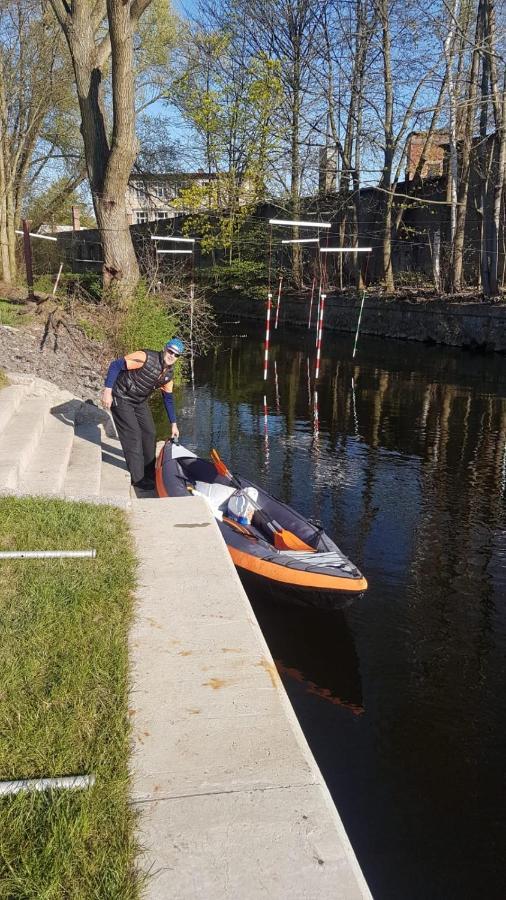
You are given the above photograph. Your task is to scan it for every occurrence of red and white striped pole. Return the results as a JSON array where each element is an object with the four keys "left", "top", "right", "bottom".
[
  {"left": 315, "top": 284, "right": 322, "bottom": 347},
  {"left": 313, "top": 389, "right": 319, "bottom": 439},
  {"left": 315, "top": 293, "right": 326, "bottom": 381},
  {"left": 263, "top": 394, "right": 270, "bottom": 466},
  {"left": 274, "top": 360, "right": 280, "bottom": 414},
  {"left": 274, "top": 276, "right": 283, "bottom": 329},
  {"left": 264, "top": 292, "right": 272, "bottom": 381},
  {"left": 307, "top": 277, "right": 316, "bottom": 329}
]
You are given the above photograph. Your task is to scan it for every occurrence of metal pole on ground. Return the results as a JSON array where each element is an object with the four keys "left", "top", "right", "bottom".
[
  {"left": 0, "top": 550, "right": 97, "bottom": 559},
  {"left": 0, "top": 774, "right": 95, "bottom": 796}
]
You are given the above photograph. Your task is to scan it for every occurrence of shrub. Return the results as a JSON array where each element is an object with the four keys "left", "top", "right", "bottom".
[
  {"left": 201, "top": 259, "right": 267, "bottom": 299},
  {"left": 116, "top": 283, "right": 178, "bottom": 354}
]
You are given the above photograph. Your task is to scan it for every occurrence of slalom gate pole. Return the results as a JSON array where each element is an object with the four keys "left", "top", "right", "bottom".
[
  {"left": 308, "top": 277, "right": 316, "bottom": 328},
  {"left": 52, "top": 262, "right": 63, "bottom": 296},
  {"left": 190, "top": 282, "right": 195, "bottom": 390},
  {"left": 313, "top": 389, "right": 319, "bottom": 438},
  {"left": 263, "top": 394, "right": 270, "bottom": 466},
  {"left": 274, "top": 276, "right": 283, "bottom": 329},
  {"left": 315, "top": 285, "right": 322, "bottom": 347},
  {"left": 263, "top": 292, "right": 272, "bottom": 380},
  {"left": 315, "top": 293, "right": 326, "bottom": 380},
  {"left": 352, "top": 290, "right": 366, "bottom": 359},
  {"left": 274, "top": 360, "right": 280, "bottom": 414}
]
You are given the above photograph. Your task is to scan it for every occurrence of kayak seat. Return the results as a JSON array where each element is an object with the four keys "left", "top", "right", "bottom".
[
  {"left": 195, "top": 481, "right": 236, "bottom": 512},
  {"left": 250, "top": 509, "right": 277, "bottom": 544}
]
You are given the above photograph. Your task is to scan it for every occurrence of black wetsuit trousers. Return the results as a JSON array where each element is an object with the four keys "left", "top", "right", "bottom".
[{"left": 111, "top": 396, "right": 156, "bottom": 484}]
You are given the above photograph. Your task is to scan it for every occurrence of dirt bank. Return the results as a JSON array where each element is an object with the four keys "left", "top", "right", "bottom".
[{"left": 0, "top": 302, "right": 105, "bottom": 400}]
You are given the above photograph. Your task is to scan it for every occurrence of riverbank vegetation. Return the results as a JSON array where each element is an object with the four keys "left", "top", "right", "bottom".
[
  {"left": 1, "top": 0, "right": 505, "bottom": 301},
  {"left": 0, "top": 497, "right": 141, "bottom": 898}
]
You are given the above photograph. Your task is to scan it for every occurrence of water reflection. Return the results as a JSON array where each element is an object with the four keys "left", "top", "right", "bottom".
[
  {"left": 153, "top": 324, "right": 506, "bottom": 899},
  {"left": 250, "top": 582, "right": 363, "bottom": 715}
]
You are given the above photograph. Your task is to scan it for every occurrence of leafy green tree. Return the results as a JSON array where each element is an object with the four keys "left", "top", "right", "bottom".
[
  {"left": 171, "top": 22, "right": 281, "bottom": 261},
  {"left": 26, "top": 180, "right": 95, "bottom": 230}
]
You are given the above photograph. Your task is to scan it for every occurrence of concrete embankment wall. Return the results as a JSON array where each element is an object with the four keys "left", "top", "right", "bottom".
[{"left": 216, "top": 293, "right": 506, "bottom": 353}]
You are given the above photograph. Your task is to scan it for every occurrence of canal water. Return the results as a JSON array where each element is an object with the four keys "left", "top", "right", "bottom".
[{"left": 157, "top": 323, "right": 506, "bottom": 899}]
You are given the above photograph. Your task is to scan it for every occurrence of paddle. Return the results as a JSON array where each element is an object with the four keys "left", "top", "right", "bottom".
[
  {"left": 210, "top": 448, "right": 315, "bottom": 553},
  {"left": 187, "top": 485, "right": 258, "bottom": 539}
]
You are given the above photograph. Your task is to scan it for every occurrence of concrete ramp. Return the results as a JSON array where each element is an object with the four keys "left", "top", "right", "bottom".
[{"left": 130, "top": 497, "right": 372, "bottom": 899}]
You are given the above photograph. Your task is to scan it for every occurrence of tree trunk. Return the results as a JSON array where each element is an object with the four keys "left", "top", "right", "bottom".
[
  {"left": 290, "top": 79, "right": 302, "bottom": 287},
  {"left": 443, "top": 0, "right": 460, "bottom": 254},
  {"left": 48, "top": 0, "right": 145, "bottom": 297},
  {"left": 0, "top": 63, "right": 11, "bottom": 283},
  {"left": 382, "top": 195, "right": 394, "bottom": 292},
  {"left": 0, "top": 150, "right": 10, "bottom": 283},
  {"left": 378, "top": 0, "right": 395, "bottom": 292},
  {"left": 491, "top": 82, "right": 506, "bottom": 295},
  {"left": 452, "top": 0, "right": 483, "bottom": 291}
]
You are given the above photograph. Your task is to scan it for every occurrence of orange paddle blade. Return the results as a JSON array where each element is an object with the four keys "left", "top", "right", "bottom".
[
  {"left": 273, "top": 530, "right": 315, "bottom": 553},
  {"left": 210, "top": 448, "right": 231, "bottom": 479}
]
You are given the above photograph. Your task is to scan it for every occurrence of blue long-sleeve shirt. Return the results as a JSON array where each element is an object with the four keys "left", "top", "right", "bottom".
[{"left": 104, "top": 355, "right": 176, "bottom": 423}]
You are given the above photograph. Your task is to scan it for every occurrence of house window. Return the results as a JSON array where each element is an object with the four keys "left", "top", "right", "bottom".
[
  {"left": 135, "top": 210, "right": 148, "bottom": 224},
  {"left": 153, "top": 182, "right": 169, "bottom": 199},
  {"left": 131, "top": 181, "right": 145, "bottom": 201},
  {"left": 154, "top": 210, "right": 170, "bottom": 220}
]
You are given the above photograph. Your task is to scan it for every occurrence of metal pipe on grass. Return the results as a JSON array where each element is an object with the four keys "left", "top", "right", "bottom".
[
  {"left": 0, "top": 774, "right": 95, "bottom": 796},
  {"left": 0, "top": 550, "right": 97, "bottom": 559}
]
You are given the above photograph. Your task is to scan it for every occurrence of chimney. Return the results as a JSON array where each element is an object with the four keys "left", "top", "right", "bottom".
[
  {"left": 319, "top": 146, "right": 337, "bottom": 194},
  {"left": 72, "top": 205, "right": 81, "bottom": 231}
]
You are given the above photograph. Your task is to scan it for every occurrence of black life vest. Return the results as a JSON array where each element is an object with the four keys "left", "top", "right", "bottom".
[{"left": 113, "top": 349, "right": 174, "bottom": 404}]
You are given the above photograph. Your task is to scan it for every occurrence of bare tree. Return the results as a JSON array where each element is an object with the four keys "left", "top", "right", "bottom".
[
  {"left": 46, "top": 0, "right": 157, "bottom": 296},
  {"left": 477, "top": 0, "right": 505, "bottom": 296},
  {"left": 451, "top": 0, "right": 483, "bottom": 291},
  {"left": 236, "top": 0, "right": 321, "bottom": 286},
  {"left": 0, "top": 0, "right": 75, "bottom": 283},
  {"left": 321, "top": 0, "right": 374, "bottom": 288}
]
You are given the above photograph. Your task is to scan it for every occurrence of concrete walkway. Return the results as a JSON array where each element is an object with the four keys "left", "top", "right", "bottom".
[
  {"left": 130, "top": 498, "right": 372, "bottom": 899},
  {"left": 0, "top": 371, "right": 372, "bottom": 898}
]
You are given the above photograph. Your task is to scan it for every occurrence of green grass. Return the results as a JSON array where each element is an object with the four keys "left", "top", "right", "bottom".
[
  {"left": 0, "top": 369, "right": 8, "bottom": 391},
  {"left": 0, "top": 300, "right": 32, "bottom": 327},
  {"left": 0, "top": 497, "right": 141, "bottom": 899}
]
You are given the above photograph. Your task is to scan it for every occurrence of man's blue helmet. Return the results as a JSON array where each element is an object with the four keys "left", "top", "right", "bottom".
[{"left": 164, "top": 337, "right": 185, "bottom": 356}]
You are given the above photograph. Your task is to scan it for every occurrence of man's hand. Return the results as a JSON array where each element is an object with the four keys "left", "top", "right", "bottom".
[
  {"left": 102, "top": 387, "right": 113, "bottom": 410},
  {"left": 171, "top": 422, "right": 180, "bottom": 440}
]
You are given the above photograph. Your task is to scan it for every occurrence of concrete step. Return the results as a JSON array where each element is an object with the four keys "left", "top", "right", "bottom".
[
  {"left": 17, "top": 411, "right": 76, "bottom": 496},
  {"left": 99, "top": 430, "right": 132, "bottom": 505},
  {"left": 63, "top": 422, "right": 102, "bottom": 499},
  {"left": 0, "top": 396, "right": 51, "bottom": 490},
  {"left": 0, "top": 384, "right": 30, "bottom": 434}
]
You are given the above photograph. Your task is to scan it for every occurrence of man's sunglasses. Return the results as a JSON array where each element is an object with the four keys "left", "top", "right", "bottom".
[{"left": 165, "top": 349, "right": 181, "bottom": 358}]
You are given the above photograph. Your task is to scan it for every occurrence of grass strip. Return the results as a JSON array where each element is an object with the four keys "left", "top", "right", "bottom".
[
  {"left": 0, "top": 497, "right": 141, "bottom": 899},
  {"left": 0, "top": 300, "right": 31, "bottom": 327}
]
